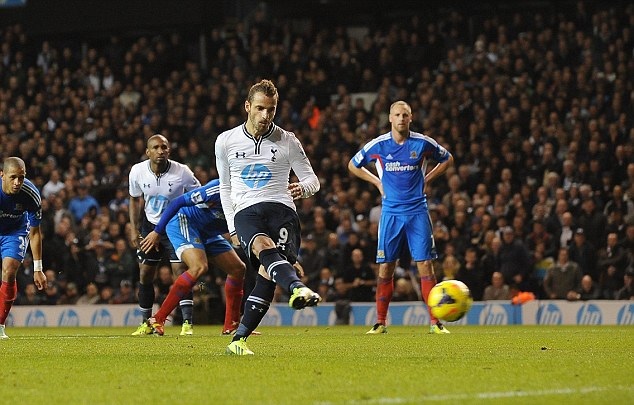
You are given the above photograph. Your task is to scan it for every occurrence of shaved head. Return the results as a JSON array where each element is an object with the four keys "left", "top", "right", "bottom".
[
  {"left": 3, "top": 156, "right": 25, "bottom": 171},
  {"left": 147, "top": 134, "right": 168, "bottom": 148}
]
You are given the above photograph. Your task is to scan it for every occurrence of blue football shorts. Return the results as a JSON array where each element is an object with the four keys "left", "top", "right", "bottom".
[
  {"left": 376, "top": 210, "right": 437, "bottom": 263},
  {"left": 165, "top": 213, "right": 233, "bottom": 261},
  {"left": 0, "top": 233, "right": 30, "bottom": 262}
]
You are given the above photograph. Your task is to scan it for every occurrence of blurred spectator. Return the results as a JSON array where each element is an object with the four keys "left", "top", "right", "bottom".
[
  {"left": 43, "top": 270, "right": 61, "bottom": 305},
  {"left": 543, "top": 247, "right": 583, "bottom": 300},
  {"left": 483, "top": 271, "right": 511, "bottom": 301},
  {"left": 58, "top": 282, "right": 80, "bottom": 305},
  {"left": 109, "top": 237, "right": 138, "bottom": 288},
  {"left": 615, "top": 269, "right": 634, "bottom": 300},
  {"left": 439, "top": 254, "right": 461, "bottom": 281},
  {"left": 392, "top": 278, "right": 417, "bottom": 302},
  {"left": 455, "top": 247, "right": 486, "bottom": 301},
  {"left": 334, "top": 248, "right": 376, "bottom": 302},
  {"left": 82, "top": 239, "right": 116, "bottom": 289},
  {"left": 568, "top": 228, "right": 598, "bottom": 279},
  {"left": 67, "top": 183, "right": 100, "bottom": 224},
  {"left": 297, "top": 234, "right": 325, "bottom": 291},
  {"left": 41, "top": 169, "right": 66, "bottom": 199},
  {"left": 107, "top": 187, "right": 130, "bottom": 213},
  {"left": 16, "top": 284, "right": 44, "bottom": 306},
  {"left": 579, "top": 275, "right": 601, "bottom": 301},
  {"left": 112, "top": 280, "right": 136, "bottom": 304},
  {"left": 155, "top": 264, "right": 174, "bottom": 305},
  {"left": 499, "top": 226, "right": 532, "bottom": 291},
  {"left": 597, "top": 232, "right": 629, "bottom": 298},
  {"left": 577, "top": 198, "right": 607, "bottom": 250},
  {"left": 318, "top": 268, "right": 337, "bottom": 303},
  {"left": 76, "top": 282, "right": 101, "bottom": 305},
  {"left": 97, "top": 286, "right": 115, "bottom": 304}
]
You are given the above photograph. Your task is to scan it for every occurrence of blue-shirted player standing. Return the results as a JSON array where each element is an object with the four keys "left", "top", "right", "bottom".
[
  {"left": 139, "top": 179, "right": 246, "bottom": 335},
  {"left": 0, "top": 157, "right": 47, "bottom": 339},
  {"left": 349, "top": 100, "right": 454, "bottom": 334}
]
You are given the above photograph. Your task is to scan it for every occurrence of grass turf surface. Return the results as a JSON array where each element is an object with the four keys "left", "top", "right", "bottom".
[{"left": 1, "top": 325, "right": 632, "bottom": 405}]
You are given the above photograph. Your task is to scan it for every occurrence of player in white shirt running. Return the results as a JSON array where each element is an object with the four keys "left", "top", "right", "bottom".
[
  {"left": 217, "top": 79, "right": 321, "bottom": 355},
  {"left": 128, "top": 134, "right": 201, "bottom": 336}
]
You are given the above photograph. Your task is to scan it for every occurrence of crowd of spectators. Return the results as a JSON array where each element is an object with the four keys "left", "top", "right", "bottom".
[{"left": 5, "top": 0, "right": 634, "bottom": 316}]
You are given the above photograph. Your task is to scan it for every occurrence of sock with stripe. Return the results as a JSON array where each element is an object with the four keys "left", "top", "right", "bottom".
[
  {"left": 258, "top": 248, "right": 303, "bottom": 293},
  {"left": 232, "top": 274, "right": 275, "bottom": 341},
  {"left": 137, "top": 282, "right": 155, "bottom": 321}
]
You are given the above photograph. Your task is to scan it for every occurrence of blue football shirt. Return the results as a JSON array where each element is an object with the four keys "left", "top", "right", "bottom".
[
  {"left": 351, "top": 131, "right": 451, "bottom": 214},
  {"left": 154, "top": 179, "right": 228, "bottom": 237},
  {"left": 0, "top": 177, "right": 42, "bottom": 235}
]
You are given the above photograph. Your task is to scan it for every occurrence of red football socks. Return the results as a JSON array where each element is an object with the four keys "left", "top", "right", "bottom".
[
  {"left": 224, "top": 276, "right": 244, "bottom": 328},
  {"left": 421, "top": 275, "right": 438, "bottom": 323},
  {"left": 0, "top": 281, "right": 17, "bottom": 325},
  {"left": 375, "top": 276, "right": 394, "bottom": 325},
  {"left": 154, "top": 272, "right": 196, "bottom": 324}
]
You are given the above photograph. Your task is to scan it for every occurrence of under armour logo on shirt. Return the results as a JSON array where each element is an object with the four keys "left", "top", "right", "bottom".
[{"left": 236, "top": 152, "right": 246, "bottom": 158}]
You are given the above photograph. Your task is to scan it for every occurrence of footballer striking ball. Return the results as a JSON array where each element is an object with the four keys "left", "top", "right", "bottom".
[{"left": 427, "top": 280, "right": 473, "bottom": 322}]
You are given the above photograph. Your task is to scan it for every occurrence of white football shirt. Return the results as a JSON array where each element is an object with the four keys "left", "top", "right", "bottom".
[
  {"left": 215, "top": 123, "right": 320, "bottom": 234},
  {"left": 128, "top": 159, "right": 201, "bottom": 225}
]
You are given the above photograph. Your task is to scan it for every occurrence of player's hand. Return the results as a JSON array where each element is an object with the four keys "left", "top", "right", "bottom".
[
  {"left": 33, "top": 271, "right": 47, "bottom": 291},
  {"left": 140, "top": 231, "right": 160, "bottom": 254},
  {"left": 230, "top": 234, "right": 240, "bottom": 248},
  {"left": 288, "top": 183, "right": 303, "bottom": 200}
]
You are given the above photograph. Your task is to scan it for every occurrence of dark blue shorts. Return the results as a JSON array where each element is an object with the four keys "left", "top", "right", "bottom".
[
  {"left": 234, "top": 202, "right": 300, "bottom": 267},
  {"left": 137, "top": 215, "right": 179, "bottom": 264}
]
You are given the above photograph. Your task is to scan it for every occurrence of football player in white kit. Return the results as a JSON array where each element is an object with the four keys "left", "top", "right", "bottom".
[
  {"left": 128, "top": 134, "right": 201, "bottom": 336},
  {"left": 217, "top": 79, "right": 321, "bottom": 355}
]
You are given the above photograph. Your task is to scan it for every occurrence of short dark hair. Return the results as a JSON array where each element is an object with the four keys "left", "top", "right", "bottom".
[{"left": 247, "top": 79, "right": 278, "bottom": 103}]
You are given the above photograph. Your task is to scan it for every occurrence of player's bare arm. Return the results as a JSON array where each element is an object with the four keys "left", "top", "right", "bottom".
[
  {"left": 348, "top": 161, "right": 384, "bottom": 195},
  {"left": 424, "top": 154, "right": 454, "bottom": 193},
  {"left": 128, "top": 195, "right": 144, "bottom": 248},
  {"left": 29, "top": 225, "right": 47, "bottom": 290}
]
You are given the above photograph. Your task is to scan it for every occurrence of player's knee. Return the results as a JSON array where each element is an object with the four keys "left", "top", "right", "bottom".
[
  {"left": 188, "top": 263, "right": 208, "bottom": 279},
  {"left": 252, "top": 236, "right": 276, "bottom": 257},
  {"left": 228, "top": 261, "right": 246, "bottom": 279}
]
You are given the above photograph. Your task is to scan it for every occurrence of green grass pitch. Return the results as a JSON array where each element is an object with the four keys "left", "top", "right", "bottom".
[{"left": 1, "top": 325, "right": 633, "bottom": 405}]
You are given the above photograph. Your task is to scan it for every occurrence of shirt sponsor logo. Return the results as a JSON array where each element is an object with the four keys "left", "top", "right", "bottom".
[
  {"left": 384, "top": 161, "right": 418, "bottom": 172},
  {"left": 241, "top": 164, "right": 272, "bottom": 188}
]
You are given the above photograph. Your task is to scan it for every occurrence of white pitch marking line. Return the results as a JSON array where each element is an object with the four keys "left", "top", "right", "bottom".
[{"left": 315, "top": 385, "right": 634, "bottom": 404}]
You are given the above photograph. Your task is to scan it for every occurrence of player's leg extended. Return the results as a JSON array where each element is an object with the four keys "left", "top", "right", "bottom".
[
  {"left": 209, "top": 247, "right": 246, "bottom": 333},
  {"left": 0, "top": 256, "right": 21, "bottom": 338}
]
